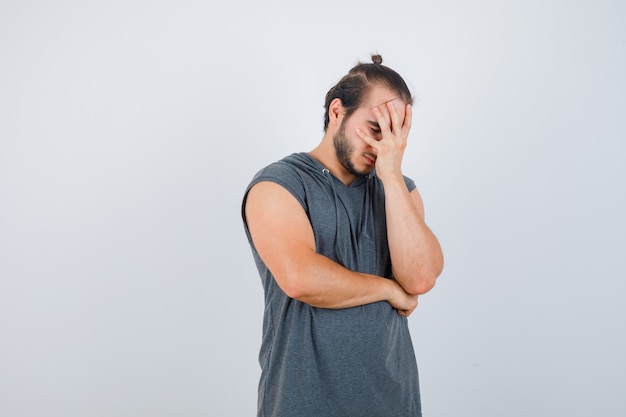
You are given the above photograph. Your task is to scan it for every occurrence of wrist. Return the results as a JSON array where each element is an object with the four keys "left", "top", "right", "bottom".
[
  {"left": 383, "top": 278, "right": 402, "bottom": 303},
  {"left": 378, "top": 172, "right": 406, "bottom": 191}
]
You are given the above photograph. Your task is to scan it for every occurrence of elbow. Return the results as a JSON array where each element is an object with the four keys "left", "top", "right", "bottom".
[
  {"left": 277, "top": 275, "right": 303, "bottom": 300},
  {"left": 403, "top": 262, "right": 444, "bottom": 296},
  {"left": 270, "top": 254, "right": 324, "bottom": 302},
  {"left": 404, "top": 277, "right": 437, "bottom": 296},
  {"left": 281, "top": 282, "right": 308, "bottom": 300},
  {"left": 273, "top": 268, "right": 312, "bottom": 301},
  {"left": 399, "top": 246, "right": 445, "bottom": 295}
]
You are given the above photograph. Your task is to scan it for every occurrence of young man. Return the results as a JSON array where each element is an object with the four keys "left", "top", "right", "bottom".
[{"left": 242, "top": 55, "right": 444, "bottom": 417}]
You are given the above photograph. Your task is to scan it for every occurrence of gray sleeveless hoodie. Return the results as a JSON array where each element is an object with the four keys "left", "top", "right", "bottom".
[{"left": 242, "top": 152, "right": 421, "bottom": 417}]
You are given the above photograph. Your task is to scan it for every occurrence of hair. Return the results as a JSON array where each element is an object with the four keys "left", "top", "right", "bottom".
[{"left": 323, "top": 54, "right": 413, "bottom": 131}]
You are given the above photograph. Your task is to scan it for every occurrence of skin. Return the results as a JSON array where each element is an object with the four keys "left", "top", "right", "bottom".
[{"left": 245, "top": 85, "right": 444, "bottom": 316}]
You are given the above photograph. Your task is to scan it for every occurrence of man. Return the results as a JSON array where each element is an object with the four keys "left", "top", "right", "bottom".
[{"left": 242, "top": 54, "right": 444, "bottom": 417}]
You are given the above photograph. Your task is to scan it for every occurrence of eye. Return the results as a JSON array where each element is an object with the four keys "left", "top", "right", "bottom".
[{"left": 366, "top": 121, "right": 382, "bottom": 136}]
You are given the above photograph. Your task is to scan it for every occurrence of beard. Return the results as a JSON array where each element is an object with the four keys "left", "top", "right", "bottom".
[{"left": 333, "top": 121, "right": 373, "bottom": 177}]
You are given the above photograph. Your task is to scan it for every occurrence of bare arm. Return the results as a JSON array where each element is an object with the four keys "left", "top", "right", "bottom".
[
  {"left": 244, "top": 181, "right": 418, "bottom": 315},
  {"left": 357, "top": 102, "right": 444, "bottom": 295},
  {"left": 384, "top": 180, "right": 444, "bottom": 295}
]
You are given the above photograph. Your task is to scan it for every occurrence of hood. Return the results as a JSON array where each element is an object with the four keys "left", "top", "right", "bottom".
[{"left": 282, "top": 153, "right": 379, "bottom": 272}]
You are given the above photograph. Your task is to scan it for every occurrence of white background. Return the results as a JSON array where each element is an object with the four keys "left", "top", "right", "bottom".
[{"left": 1, "top": 1, "right": 625, "bottom": 416}]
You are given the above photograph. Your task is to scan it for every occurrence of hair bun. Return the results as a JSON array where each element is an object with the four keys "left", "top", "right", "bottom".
[{"left": 371, "top": 54, "right": 383, "bottom": 65}]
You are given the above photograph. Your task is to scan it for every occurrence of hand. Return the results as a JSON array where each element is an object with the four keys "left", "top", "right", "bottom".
[
  {"left": 356, "top": 101, "right": 412, "bottom": 182},
  {"left": 387, "top": 279, "right": 419, "bottom": 317}
]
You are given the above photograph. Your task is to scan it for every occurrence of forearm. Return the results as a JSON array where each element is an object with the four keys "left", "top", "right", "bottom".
[
  {"left": 276, "top": 251, "right": 397, "bottom": 309},
  {"left": 245, "top": 181, "right": 416, "bottom": 312},
  {"left": 384, "top": 177, "right": 444, "bottom": 295}
]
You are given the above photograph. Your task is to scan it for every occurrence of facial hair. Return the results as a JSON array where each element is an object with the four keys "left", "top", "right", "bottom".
[{"left": 333, "top": 121, "right": 372, "bottom": 178}]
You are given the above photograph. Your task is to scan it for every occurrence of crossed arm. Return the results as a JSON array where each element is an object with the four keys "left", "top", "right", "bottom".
[{"left": 244, "top": 180, "right": 441, "bottom": 316}]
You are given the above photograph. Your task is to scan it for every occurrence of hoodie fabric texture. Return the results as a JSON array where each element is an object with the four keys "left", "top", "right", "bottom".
[{"left": 242, "top": 153, "right": 422, "bottom": 417}]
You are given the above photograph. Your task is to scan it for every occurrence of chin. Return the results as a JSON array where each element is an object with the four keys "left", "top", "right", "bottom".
[
  {"left": 353, "top": 166, "right": 374, "bottom": 177},
  {"left": 358, "top": 161, "right": 375, "bottom": 174}
]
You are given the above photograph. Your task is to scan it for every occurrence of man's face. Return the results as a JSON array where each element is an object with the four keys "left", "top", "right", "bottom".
[{"left": 332, "top": 86, "right": 407, "bottom": 178}]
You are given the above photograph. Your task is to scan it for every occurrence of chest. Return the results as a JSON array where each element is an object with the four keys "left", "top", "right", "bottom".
[{"left": 303, "top": 179, "right": 390, "bottom": 274}]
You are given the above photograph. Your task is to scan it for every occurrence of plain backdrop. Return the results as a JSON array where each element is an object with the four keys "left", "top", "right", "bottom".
[{"left": 1, "top": 1, "right": 625, "bottom": 416}]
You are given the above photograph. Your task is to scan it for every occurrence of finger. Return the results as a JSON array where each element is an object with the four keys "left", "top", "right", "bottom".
[
  {"left": 372, "top": 106, "right": 391, "bottom": 135},
  {"left": 401, "top": 103, "right": 412, "bottom": 137},
  {"left": 387, "top": 101, "right": 402, "bottom": 134},
  {"left": 355, "top": 128, "right": 379, "bottom": 150}
]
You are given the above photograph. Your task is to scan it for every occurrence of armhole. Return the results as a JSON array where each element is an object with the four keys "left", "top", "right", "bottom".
[{"left": 242, "top": 176, "right": 308, "bottom": 233}]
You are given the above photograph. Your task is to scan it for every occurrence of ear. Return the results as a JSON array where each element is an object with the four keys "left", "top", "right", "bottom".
[{"left": 328, "top": 98, "right": 345, "bottom": 127}]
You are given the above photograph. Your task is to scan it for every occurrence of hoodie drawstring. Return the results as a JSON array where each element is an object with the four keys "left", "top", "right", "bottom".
[{"left": 321, "top": 168, "right": 377, "bottom": 273}]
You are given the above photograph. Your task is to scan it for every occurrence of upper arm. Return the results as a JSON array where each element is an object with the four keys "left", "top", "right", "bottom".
[{"left": 244, "top": 181, "right": 316, "bottom": 295}]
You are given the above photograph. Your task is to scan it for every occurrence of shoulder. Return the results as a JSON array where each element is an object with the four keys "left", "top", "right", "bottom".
[
  {"left": 243, "top": 154, "right": 313, "bottom": 219},
  {"left": 248, "top": 153, "right": 313, "bottom": 188}
]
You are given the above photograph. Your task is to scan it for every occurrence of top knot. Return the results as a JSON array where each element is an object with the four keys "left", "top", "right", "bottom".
[{"left": 371, "top": 54, "right": 383, "bottom": 65}]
